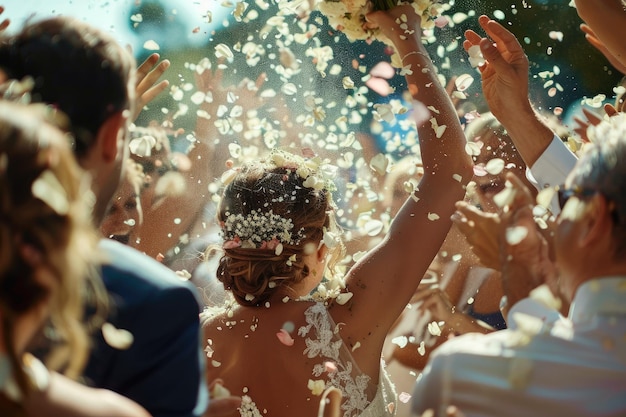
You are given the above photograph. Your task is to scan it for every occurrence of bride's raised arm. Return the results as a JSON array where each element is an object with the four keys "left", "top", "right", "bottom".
[{"left": 332, "top": 4, "right": 473, "bottom": 357}]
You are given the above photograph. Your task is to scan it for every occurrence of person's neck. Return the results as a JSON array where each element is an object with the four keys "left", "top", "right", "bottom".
[
  {"left": 77, "top": 156, "right": 108, "bottom": 228},
  {"left": 567, "top": 263, "right": 626, "bottom": 301}
]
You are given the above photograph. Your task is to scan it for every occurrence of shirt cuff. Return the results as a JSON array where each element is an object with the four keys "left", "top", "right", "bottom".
[{"left": 525, "top": 135, "right": 578, "bottom": 213}]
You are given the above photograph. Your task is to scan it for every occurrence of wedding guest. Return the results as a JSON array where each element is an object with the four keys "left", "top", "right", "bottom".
[
  {"left": 0, "top": 101, "right": 149, "bottom": 417},
  {"left": 413, "top": 112, "right": 626, "bottom": 415},
  {"left": 463, "top": 15, "right": 578, "bottom": 209},
  {"left": 575, "top": 0, "right": 626, "bottom": 74},
  {"left": 100, "top": 159, "right": 145, "bottom": 245},
  {"left": 201, "top": 5, "right": 472, "bottom": 416},
  {"left": 0, "top": 16, "right": 211, "bottom": 417}
]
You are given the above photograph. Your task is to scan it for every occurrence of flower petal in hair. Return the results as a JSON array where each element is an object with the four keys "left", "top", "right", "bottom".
[{"left": 31, "top": 170, "right": 70, "bottom": 215}]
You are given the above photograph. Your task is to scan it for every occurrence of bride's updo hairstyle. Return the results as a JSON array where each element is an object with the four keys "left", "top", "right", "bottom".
[{"left": 216, "top": 150, "right": 344, "bottom": 306}]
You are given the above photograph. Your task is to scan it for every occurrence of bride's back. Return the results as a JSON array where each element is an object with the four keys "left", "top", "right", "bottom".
[{"left": 204, "top": 300, "right": 378, "bottom": 417}]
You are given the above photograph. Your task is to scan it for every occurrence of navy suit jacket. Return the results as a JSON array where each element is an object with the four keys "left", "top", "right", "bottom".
[{"left": 85, "top": 239, "right": 208, "bottom": 417}]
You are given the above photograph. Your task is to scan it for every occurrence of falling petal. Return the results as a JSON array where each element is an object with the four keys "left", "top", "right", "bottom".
[
  {"left": 335, "top": 292, "right": 353, "bottom": 305},
  {"left": 391, "top": 335, "right": 408, "bottom": 349},
  {"left": 485, "top": 158, "right": 505, "bottom": 175},
  {"left": 455, "top": 74, "right": 474, "bottom": 92},
  {"left": 369, "top": 153, "right": 388, "bottom": 176},
  {"left": 505, "top": 226, "right": 529, "bottom": 245},
  {"left": 102, "top": 322, "right": 134, "bottom": 350},
  {"left": 129, "top": 135, "right": 157, "bottom": 157},
  {"left": 342, "top": 76, "right": 355, "bottom": 89},
  {"left": 363, "top": 219, "right": 384, "bottom": 236},
  {"left": 366, "top": 77, "right": 392, "bottom": 96},
  {"left": 493, "top": 182, "right": 516, "bottom": 208},
  {"left": 427, "top": 321, "right": 442, "bottom": 336},
  {"left": 210, "top": 382, "right": 232, "bottom": 399},
  {"left": 32, "top": 170, "right": 69, "bottom": 215},
  {"left": 308, "top": 379, "right": 326, "bottom": 396},
  {"left": 536, "top": 187, "right": 556, "bottom": 209},
  {"left": 276, "top": 329, "right": 295, "bottom": 346},
  {"left": 143, "top": 40, "right": 160, "bottom": 50},
  {"left": 370, "top": 61, "right": 396, "bottom": 79}
]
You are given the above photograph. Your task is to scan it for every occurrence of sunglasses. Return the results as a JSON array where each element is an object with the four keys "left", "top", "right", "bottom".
[
  {"left": 557, "top": 185, "right": 596, "bottom": 210},
  {"left": 557, "top": 185, "right": 622, "bottom": 225}
]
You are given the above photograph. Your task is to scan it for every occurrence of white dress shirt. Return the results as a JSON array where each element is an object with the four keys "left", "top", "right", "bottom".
[
  {"left": 525, "top": 135, "right": 579, "bottom": 214},
  {"left": 411, "top": 277, "right": 626, "bottom": 417}
]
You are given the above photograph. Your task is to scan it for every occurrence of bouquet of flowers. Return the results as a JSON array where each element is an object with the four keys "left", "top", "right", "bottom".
[{"left": 317, "top": 0, "right": 446, "bottom": 66}]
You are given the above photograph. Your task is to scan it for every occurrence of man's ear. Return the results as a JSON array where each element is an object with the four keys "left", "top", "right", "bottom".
[
  {"left": 98, "top": 111, "right": 127, "bottom": 163},
  {"left": 579, "top": 194, "right": 612, "bottom": 248}
]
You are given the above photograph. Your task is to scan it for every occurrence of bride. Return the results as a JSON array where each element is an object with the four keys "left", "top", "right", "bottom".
[{"left": 202, "top": 4, "right": 473, "bottom": 416}]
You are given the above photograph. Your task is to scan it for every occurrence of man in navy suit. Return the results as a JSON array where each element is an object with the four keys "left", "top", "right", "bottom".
[{"left": 0, "top": 16, "right": 209, "bottom": 417}]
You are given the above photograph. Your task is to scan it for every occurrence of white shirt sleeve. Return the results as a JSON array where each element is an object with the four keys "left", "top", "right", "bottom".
[
  {"left": 525, "top": 135, "right": 578, "bottom": 214},
  {"left": 506, "top": 297, "right": 563, "bottom": 329}
]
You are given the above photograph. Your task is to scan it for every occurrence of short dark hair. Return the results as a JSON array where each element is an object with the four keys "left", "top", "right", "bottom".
[{"left": 0, "top": 16, "right": 135, "bottom": 158}]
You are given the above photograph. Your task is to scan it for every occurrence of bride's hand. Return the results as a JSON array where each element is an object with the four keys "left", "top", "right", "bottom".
[{"left": 365, "top": 4, "right": 423, "bottom": 52}]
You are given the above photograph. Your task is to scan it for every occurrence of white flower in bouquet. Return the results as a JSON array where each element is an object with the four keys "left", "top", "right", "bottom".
[{"left": 316, "top": 0, "right": 446, "bottom": 67}]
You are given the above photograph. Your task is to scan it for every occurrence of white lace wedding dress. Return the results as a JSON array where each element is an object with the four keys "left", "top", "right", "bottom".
[{"left": 237, "top": 302, "right": 397, "bottom": 417}]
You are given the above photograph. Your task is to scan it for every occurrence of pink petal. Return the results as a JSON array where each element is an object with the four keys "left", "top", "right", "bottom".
[
  {"left": 224, "top": 240, "right": 242, "bottom": 249},
  {"left": 370, "top": 61, "right": 395, "bottom": 79},
  {"left": 435, "top": 16, "right": 449, "bottom": 28},
  {"left": 366, "top": 77, "right": 392, "bottom": 97},
  {"left": 411, "top": 100, "right": 431, "bottom": 127},
  {"left": 276, "top": 329, "right": 294, "bottom": 346}
]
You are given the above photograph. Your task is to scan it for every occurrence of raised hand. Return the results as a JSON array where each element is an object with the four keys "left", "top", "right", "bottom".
[
  {"left": 496, "top": 173, "right": 557, "bottom": 309},
  {"left": 580, "top": 23, "right": 626, "bottom": 75},
  {"left": 464, "top": 15, "right": 556, "bottom": 167},
  {"left": 463, "top": 15, "right": 530, "bottom": 123},
  {"left": 0, "top": 6, "right": 10, "bottom": 33},
  {"left": 133, "top": 53, "right": 170, "bottom": 121}
]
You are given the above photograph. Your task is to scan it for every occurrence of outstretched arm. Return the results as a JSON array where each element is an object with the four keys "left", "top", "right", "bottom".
[
  {"left": 25, "top": 373, "right": 150, "bottom": 417},
  {"left": 333, "top": 4, "right": 473, "bottom": 367}
]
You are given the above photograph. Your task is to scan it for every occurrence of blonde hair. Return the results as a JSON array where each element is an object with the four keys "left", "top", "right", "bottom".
[{"left": 0, "top": 102, "right": 101, "bottom": 399}]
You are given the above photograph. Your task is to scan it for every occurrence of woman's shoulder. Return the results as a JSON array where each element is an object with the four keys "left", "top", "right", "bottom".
[{"left": 201, "top": 298, "right": 321, "bottom": 331}]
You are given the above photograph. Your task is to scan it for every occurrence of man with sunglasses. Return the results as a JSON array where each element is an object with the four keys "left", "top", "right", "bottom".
[{"left": 410, "top": 15, "right": 626, "bottom": 417}]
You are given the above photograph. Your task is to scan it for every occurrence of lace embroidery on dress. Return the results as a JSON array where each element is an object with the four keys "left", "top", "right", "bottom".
[
  {"left": 298, "top": 302, "right": 375, "bottom": 417},
  {"left": 204, "top": 299, "right": 395, "bottom": 417}
]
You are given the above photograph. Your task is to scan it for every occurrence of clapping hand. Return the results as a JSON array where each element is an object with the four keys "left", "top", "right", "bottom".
[
  {"left": 454, "top": 173, "right": 557, "bottom": 308},
  {"left": 452, "top": 202, "right": 501, "bottom": 270}
]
